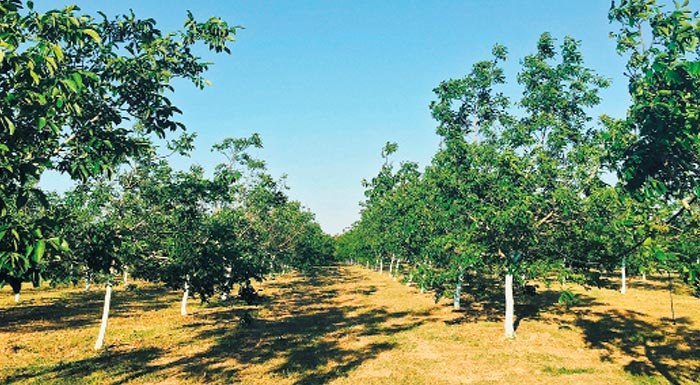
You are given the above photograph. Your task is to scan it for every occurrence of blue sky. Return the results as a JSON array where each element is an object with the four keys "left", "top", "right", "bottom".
[{"left": 40, "top": 0, "right": 637, "bottom": 234}]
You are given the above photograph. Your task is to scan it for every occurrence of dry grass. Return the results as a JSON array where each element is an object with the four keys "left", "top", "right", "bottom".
[{"left": 0, "top": 266, "right": 698, "bottom": 385}]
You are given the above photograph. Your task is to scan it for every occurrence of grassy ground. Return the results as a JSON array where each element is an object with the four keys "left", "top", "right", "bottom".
[{"left": 1, "top": 265, "right": 698, "bottom": 385}]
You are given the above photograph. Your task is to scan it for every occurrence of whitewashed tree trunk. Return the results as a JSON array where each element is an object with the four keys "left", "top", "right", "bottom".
[
  {"left": 14, "top": 293, "right": 20, "bottom": 303},
  {"left": 366, "top": 261, "right": 369, "bottom": 269},
  {"left": 389, "top": 255, "right": 395, "bottom": 275},
  {"left": 453, "top": 271, "right": 464, "bottom": 310},
  {"left": 94, "top": 282, "right": 113, "bottom": 350},
  {"left": 122, "top": 268, "right": 128, "bottom": 286},
  {"left": 379, "top": 259, "right": 383, "bottom": 273},
  {"left": 504, "top": 273, "right": 515, "bottom": 338},
  {"left": 221, "top": 265, "right": 232, "bottom": 301},
  {"left": 621, "top": 259, "right": 627, "bottom": 294},
  {"left": 181, "top": 281, "right": 189, "bottom": 316},
  {"left": 642, "top": 272, "right": 647, "bottom": 281}
]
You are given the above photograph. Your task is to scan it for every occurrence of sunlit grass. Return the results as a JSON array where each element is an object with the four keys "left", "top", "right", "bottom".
[{"left": 1, "top": 266, "right": 698, "bottom": 384}]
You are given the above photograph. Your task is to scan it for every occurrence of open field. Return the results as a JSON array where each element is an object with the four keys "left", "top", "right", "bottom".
[{"left": 1, "top": 265, "right": 698, "bottom": 385}]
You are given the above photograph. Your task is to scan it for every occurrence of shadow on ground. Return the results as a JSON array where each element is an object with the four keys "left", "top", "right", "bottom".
[
  {"left": 441, "top": 272, "right": 699, "bottom": 384},
  {"left": 443, "top": 273, "right": 600, "bottom": 330},
  {"left": 2, "top": 266, "right": 426, "bottom": 385},
  {"left": 2, "top": 347, "right": 167, "bottom": 385},
  {"left": 576, "top": 310, "right": 699, "bottom": 385},
  {"left": 182, "top": 266, "right": 426, "bottom": 385},
  {"left": 0, "top": 285, "right": 174, "bottom": 333}
]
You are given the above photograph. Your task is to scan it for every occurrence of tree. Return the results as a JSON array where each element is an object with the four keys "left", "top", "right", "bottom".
[
  {"left": 342, "top": 33, "right": 611, "bottom": 339},
  {"left": 0, "top": 0, "right": 240, "bottom": 290},
  {"left": 606, "top": 0, "right": 700, "bottom": 292}
]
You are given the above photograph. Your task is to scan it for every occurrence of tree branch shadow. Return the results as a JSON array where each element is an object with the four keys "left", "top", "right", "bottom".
[{"left": 574, "top": 310, "right": 699, "bottom": 385}]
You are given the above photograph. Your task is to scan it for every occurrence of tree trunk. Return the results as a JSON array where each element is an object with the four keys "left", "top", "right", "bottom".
[
  {"left": 181, "top": 281, "right": 189, "bottom": 316},
  {"left": 379, "top": 259, "right": 383, "bottom": 273},
  {"left": 561, "top": 257, "right": 567, "bottom": 285},
  {"left": 389, "top": 255, "right": 395, "bottom": 275},
  {"left": 642, "top": 272, "right": 647, "bottom": 281},
  {"left": 123, "top": 267, "right": 128, "bottom": 286},
  {"left": 221, "top": 265, "right": 232, "bottom": 301},
  {"left": 620, "top": 259, "right": 627, "bottom": 294},
  {"left": 94, "top": 282, "right": 113, "bottom": 350},
  {"left": 504, "top": 273, "right": 515, "bottom": 339},
  {"left": 453, "top": 271, "right": 464, "bottom": 310},
  {"left": 10, "top": 280, "right": 21, "bottom": 303},
  {"left": 85, "top": 272, "right": 92, "bottom": 291}
]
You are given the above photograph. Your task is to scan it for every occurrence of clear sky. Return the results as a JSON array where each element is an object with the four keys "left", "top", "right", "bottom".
[{"left": 39, "top": 0, "right": 639, "bottom": 234}]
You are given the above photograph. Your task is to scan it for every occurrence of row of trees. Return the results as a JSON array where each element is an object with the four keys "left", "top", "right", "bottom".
[
  {"left": 336, "top": 0, "right": 700, "bottom": 338},
  {"left": 0, "top": 0, "right": 333, "bottom": 349}
]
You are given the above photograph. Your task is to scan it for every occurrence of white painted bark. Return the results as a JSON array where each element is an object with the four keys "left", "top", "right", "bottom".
[
  {"left": 181, "top": 281, "right": 189, "bottom": 316},
  {"left": 379, "top": 259, "right": 383, "bottom": 273},
  {"left": 366, "top": 261, "right": 369, "bottom": 269},
  {"left": 221, "top": 265, "right": 232, "bottom": 301},
  {"left": 389, "top": 255, "right": 395, "bottom": 275},
  {"left": 453, "top": 272, "right": 464, "bottom": 310},
  {"left": 94, "top": 282, "right": 113, "bottom": 350},
  {"left": 14, "top": 293, "right": 20, "bottom": 303},
  {"left": 621, "top": 259, "right": 627, "bottom": 294},
  {"left": 122, "top": 268, "right": 128, "bottom": 286},
  {"left": 561, "top": 258, "right": 566, "bottom": 285},
  {"left": 504, "top": 273, "right": 515, "bottom": 338},
  {"left": 642, "top": 272, "right": 647, "bottom": 281}
]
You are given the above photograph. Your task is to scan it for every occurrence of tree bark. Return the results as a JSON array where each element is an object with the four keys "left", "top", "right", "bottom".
[
  {"left": 221, "top": 265, "right": 232, "bottom": 301},
  {"left": 14, "top": 293, "right": 20, "bottom": 303},
  {"left": 122, "top": 267, "right": 128, "bottom": 286},
  {"left": 453, "top": 271, "right": 464, "bottom": 310},
  {"left": 379, "top": 258, "right": 383, "bottom": 273},
  {"left": 504, "top": 273, "right": 515, "bottom": 338},
  {"left": 181, "top": 280, "right": 189, "bottom": 316},
  {"left": 94, "top": 282, "right": 113, "bottom": 350},
  {"left": 621, "top": 258, "right": 627, "bottom": 294}
]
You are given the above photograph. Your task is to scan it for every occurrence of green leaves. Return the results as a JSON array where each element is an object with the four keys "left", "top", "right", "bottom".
[
  {"left": 609, "top": 0, "right": 700, "bottom": 196},
  {"left": 82, "top": 28, "right": 101, "bottom": 43},
  {"left": 32, "top": 239, "right": 45, "bottom": 263},
  {"left": 0, "top": 1, "right": 244, "bottom": 287},
  {"left": 558, "top": 289, "right": 579, "bottom": 309}
]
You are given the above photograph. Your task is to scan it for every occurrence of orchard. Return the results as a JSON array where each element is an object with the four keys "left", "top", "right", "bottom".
[{"left": 1, "top": 1, "right": 699, "bottom": 384}]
